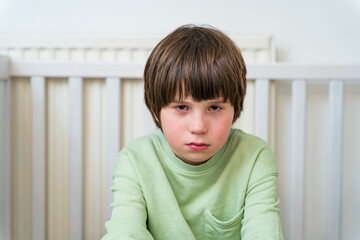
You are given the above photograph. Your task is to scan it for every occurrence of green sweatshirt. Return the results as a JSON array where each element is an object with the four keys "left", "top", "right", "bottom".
[{"left": 102, "top": 128, "right": 283, "bottom": 240}]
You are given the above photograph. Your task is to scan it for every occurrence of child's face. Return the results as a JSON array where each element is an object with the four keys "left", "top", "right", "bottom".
[{"left": 160, "top": 95, "right": 234, "bottom": 165}]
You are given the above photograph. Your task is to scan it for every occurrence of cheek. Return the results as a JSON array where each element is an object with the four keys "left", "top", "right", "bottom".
[
  {"left": 161, "top": 113, "right": 177, "bottom": 132},
  {"left": 215, "top": 124, "right": 231, "bottom": 139},
  {"left": 212, "top": 117, "right": 233, "bottom": 141},
  {"left": 162, "top": 125, "right": 184, "bottom": 152},
  {"left": 160, "top": 113, "right": 183, "bottom": 145}
]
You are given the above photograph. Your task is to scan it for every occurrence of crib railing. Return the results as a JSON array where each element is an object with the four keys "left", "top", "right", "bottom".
[
  {"left": 0, "top": 56, "right": 10, "bottom": 240},
  {"left": 0, "top": 33, "right": 275, "bottom": 63},
  {"left": 1, "top": 60, "right": 360, "bottom": 240}
]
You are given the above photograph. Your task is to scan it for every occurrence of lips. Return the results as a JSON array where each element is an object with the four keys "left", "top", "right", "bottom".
[{"left": 186, "top": 142, "right": 210, "bottom": 151}]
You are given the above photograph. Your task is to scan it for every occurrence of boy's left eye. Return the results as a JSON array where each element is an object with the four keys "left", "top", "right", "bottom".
[
  {"left": 209, "top": 105, "right": 222, "bottom": 111},
  {"left": 175, "top": 105, "right": 188, "bottom": 111}
]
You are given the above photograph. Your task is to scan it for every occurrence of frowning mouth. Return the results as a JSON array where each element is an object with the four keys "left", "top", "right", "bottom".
[{"left": 186, "top": 143, "right": 210, "bottom": 151}]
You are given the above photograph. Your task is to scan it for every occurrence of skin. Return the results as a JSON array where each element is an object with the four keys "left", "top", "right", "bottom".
[{"left": 159, "top": 95, "right": 235, "bottom": 165}]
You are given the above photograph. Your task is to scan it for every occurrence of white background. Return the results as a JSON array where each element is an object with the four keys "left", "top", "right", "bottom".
[{"left": 0, "top": 0, "right": 359, "bottom": 63}]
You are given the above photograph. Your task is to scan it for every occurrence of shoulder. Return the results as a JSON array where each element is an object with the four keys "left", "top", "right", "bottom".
[
  {"left": 120, "top": 129, "right": 165, "bottom": 155},
  {"left": 113, "top": 130, "right": 169, "bottom": 186},
  {"left": 229, "top": 128, "right": 270, "bottom": 152},
  {"left": 226, "top": 129, "right": 278, "bottom": 182},
  {"left": 115, "top": 130, "right": 164, "bottom": 169}
]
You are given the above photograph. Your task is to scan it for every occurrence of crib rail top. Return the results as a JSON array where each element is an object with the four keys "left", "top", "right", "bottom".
[{"left": 8, "top": 60, "right": 360, "bottom": 80}]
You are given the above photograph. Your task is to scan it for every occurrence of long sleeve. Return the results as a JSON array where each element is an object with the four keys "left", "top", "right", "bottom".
[
  {"left": 102, "top": 152, "right": 154, "bottom": 240},
  {"left": 240, "top": 148, "right": 284, "bottom": 240}
]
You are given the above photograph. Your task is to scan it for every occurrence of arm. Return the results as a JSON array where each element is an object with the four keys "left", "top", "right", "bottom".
[
  {"left": 102, "top": 152, "right": 154, "bottom": 240},
  {"left": 241, "top": 148, "right": 284, "bottom": 240}
]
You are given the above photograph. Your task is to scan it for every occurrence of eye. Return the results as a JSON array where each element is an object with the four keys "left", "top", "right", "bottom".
[
  {"left": 175, "top": 105, "right": 188, "bottom": 111},
  {"left": 209, "top": 105, "right": 222, "bottom": 111}
]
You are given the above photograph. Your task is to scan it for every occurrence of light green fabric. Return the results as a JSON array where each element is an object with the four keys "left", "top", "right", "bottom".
[{"left": 102, "top": 128, "right": 284, "bottom": 240}]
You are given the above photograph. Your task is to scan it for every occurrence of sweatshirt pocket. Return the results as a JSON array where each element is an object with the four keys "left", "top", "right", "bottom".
[{"left": 204, "top": 208, "right": 244, "bottom": 240}]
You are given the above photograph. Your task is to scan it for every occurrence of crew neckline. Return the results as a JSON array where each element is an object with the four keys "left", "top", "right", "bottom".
[{"left": 153, "top": 129, "right": 235, "bottom": 174}]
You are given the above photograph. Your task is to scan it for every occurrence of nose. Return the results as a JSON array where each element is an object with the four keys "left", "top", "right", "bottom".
[{"left": 188, "top": 112, "right": 208, "bottom": 134}]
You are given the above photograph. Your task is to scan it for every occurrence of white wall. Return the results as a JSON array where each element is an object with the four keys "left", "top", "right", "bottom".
[{"left": 0, "top": 0, "right": 359, "bottom": 63}]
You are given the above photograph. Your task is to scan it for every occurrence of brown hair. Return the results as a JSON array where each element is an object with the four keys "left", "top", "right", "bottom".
[{"left": 144, "top": 24, "right": 247, "bottom": 128}]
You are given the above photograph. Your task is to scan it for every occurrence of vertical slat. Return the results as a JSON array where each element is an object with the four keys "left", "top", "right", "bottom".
[
  {"left": 117, "top": 49, "right": 131, "bottom": 62},
  {"left": 326, "top": 79, "right": 344, "bottom": 240},
  {"left": 105, "top": 77, "right": 121, "bottom": 220},
  {"left": 0, "top": 56, "right": 10, "bottom": 240},
  {"left": 31, "top": 76, "right": 46, "bottom": 240},
  {"left": 4, "top": 79, "right": 11, "bottom": 240},
  {"left": 85, "top": 48, "right": 101, "bottom": 61},
  {"left": 254, "top": 79, "right": 270, "bottom": 142},
  {"left": 70, "top": 48, "right": 86, "bottom": 61},
  {"left": 39, "top": 48, "right": 54, "bottom": 60},
  {"left": 54, "top": 48, "right": 70, "bottom": 60},
  {"left": 101, "top": 49, "right": 117, "bottom": 61},
  {"left": 11, "top": 77, "right": 32, "bottom": 239},
  {"left": 68, "top": 77, "right": 83, "bottom": 240},
  {"left": 290, "top": 79, "right": 307, "bottom": 240}
]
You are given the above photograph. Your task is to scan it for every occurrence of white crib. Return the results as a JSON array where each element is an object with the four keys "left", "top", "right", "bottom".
[{"left": 0, "top": 34, "right": 359, "bottom": 240}]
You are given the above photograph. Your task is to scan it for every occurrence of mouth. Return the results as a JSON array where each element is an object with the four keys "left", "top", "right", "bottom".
[{"left": 186, "top": 142, "right": 210, "bottom": 151}]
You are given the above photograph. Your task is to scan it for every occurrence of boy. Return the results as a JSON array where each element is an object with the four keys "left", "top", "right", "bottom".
[{"left": 102, "top": 24, "right": 283, "bottom": 239}]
